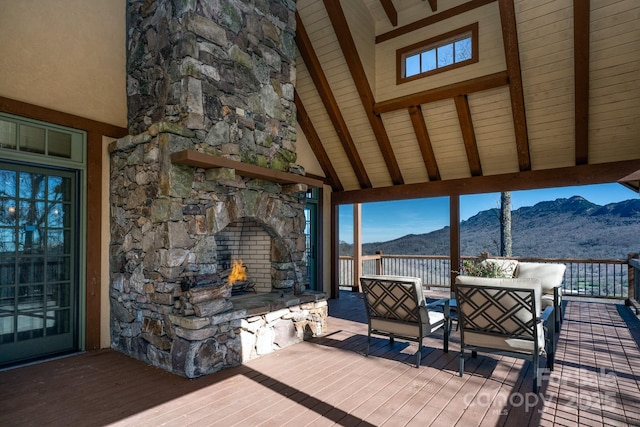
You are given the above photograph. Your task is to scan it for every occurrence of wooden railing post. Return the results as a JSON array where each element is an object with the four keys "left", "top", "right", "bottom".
[
  {"left": 627, "top": 253, "right": 639, "bottom": 308},
  {"left": 353, "top": 203, "right": 362, "bottom": 292},
  {"left": 375, "top": 250, "right": 383, "bottom": 275}
]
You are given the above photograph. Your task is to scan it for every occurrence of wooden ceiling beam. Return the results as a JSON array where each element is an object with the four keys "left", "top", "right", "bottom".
[
  {"left": 374, "top": 71, "right": 508, "bottom": 114},
  {"left": 498, "top": 0, "right": 531, "bottom": 172},
  {"left": 574, "top": 0, "right": 590, "bottom": 165},
  {"left": 333, "top": 160, "right": 640, "bottom": 205},
  {"left": 295, "top": 92, "right": 344, "bottom": 191},
  {"left": 454, "top": 95, "right": 482, "bottom": 176},
  {"left": 323, "top": 0, "right": 404, "bottom": 185},
  {"left": 295, "top": 12, "right": 372, "bottom": 189},
  {"left": 376, "top": 0, "right": 495, "bottom": 44},
  {"left": 408, "top": 106, "right": 440, "bottom": 181},
  {"left": 379, "top": 0, "right": 397, "bottom": 27}
]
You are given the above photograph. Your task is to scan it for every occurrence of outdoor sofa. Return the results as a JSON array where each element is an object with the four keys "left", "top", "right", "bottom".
[{"left": 462, "top": 258, "right": 566, "bottom": 330}]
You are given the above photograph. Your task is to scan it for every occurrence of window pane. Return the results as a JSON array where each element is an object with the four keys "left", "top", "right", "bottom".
[
  {"left": 0, "top": 202, "right": 17, "bottom": 226},
  {"left": 421, "top": 49, "right": 437, "bottom": 72},
  {"left": 47, "top": 203, "right": 70, "bottom": 228},
  {"left": 18, "top": 225, "right": 45, "bottom": 254},
  {"left": 47, "top": 283, "right": 70, "bottom": 308},
  {"left": 455, "top": 37, "right": 472, "bottom": 62},
  {"left": 0, "top": 170, "right": 17, "bottom": 198},
  {"left": 19, "top": 201, "right": 46, "bottom": 226},
  {"left": 0, "top": 120, "right": 17, "bottom": 150},
  {"left": 437, "top": 44, "right": 454, "bottom": 67},
  {"left": 17, "top": 285, "right": 44, "bottom": 308},
  {"left": 48, "top": 130, "right": 72, "bottom": 159},
  {"left": 47, "top": 256, "right": 71, "bottom": 281},
  {"left": 0, "top": 321, "right": 15, "bottom": 344},
  {"left": 0, "top": 285, "right": 15, "bottom": 311},
  {"left": 48, "top": 176, "right": 71, "bottom": 202},
  {"left": 19, "top": 124, "right": 46, "bottom": 154},
  {"left": 47, "top": 230, "right": 71, "bottom": 254},
  {"left": 18, "top": 317, "right": 44, "bottom": 341},
  {"left": 0, "top": 228, "right": 16, "bottom": 251},
  {"left": 20, "top": 172, "right": 46, "bottom": 199},
  {"left": 0, "top": 259, "right": 16, "bottom": 286},
  {"left": 405, "top": 54, "right": 420, "bottom": 77},
  {"left": 47, "top": 308, "right": 71, "bottom": 336},
  {"left": 18, "top": 258, "right": 45, "bottom": 284}
]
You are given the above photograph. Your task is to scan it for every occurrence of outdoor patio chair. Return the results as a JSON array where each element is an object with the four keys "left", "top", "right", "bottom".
[
  {"left": 454, "top": 277, "right": 555, "bottom": 393},
  {"left": 360, "top": 275, "right": 449, "bottom": 367}
]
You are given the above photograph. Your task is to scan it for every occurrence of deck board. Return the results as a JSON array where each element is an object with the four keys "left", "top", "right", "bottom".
[{"left": 2, "top": 294, "right": 640, "bottom": 426}]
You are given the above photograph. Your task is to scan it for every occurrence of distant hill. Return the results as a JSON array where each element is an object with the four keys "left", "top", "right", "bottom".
[{"left": 339, "top": 196, "right": 640, "bottom": 259}]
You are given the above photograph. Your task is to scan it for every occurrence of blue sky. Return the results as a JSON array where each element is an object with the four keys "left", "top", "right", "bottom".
[{"left": 339, "top": 183, "right": 639, "bottom": 244}]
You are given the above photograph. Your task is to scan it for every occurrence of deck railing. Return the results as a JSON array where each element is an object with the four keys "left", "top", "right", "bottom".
[
  {"left": 340, "top": 254, "right": 637, "bottom": 299},
  {"left": 630, "top": 257, "right": 640, "bottom": 304}
]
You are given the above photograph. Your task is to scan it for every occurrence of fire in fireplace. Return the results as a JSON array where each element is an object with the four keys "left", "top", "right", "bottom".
[
  {"left": 228, "top": 259, "right": 246, "bottom": 285},
  {"left": 227, "top": 259, "right": 255, "bottom": 295}
]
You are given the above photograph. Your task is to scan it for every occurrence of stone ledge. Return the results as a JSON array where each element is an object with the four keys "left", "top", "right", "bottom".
[
  {"left": 168, "top": 291, "right": 327, "bottom": 328},
  {"left": 158, "top": 290, "right": 328, "bottom": 378},
  {"left": 229, "top": 290, "right": 327, "bottom": 314}
]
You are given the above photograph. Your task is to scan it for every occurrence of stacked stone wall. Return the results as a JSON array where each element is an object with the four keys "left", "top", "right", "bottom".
[
  {"left": 126, "top": 0, "right": 298, "bottom": 176},
  {"left": 109, "top": 0, "right": 327, "bottom": 378},
  {"left": 109, "top": 127, "right": 316, "bottom": 377}
]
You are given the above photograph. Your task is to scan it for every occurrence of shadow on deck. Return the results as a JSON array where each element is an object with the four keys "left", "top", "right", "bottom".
[{"left": 2, "top": 291, "right": 640, "bottom": 426}]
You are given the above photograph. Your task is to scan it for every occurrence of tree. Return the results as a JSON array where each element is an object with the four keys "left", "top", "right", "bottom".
[{"left": 500, "top": 191, "right": 512, "bottom": 256}]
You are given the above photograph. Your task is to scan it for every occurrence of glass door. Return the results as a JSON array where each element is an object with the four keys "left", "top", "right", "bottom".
[
  {"left": 0, "top": 163, "right": 79, "bottom": 366},
  {"left": 304, "top": 189, "right": 319, "bottom": 291}
]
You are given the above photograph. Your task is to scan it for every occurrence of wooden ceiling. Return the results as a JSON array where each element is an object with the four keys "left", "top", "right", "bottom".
[{"left": 294, "top": 0, "right": 640, "bottom": 203}]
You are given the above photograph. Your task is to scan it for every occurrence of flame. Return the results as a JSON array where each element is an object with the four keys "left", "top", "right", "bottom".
[{"left": 228, "top": 259, "right": 247, "bottom": 285}]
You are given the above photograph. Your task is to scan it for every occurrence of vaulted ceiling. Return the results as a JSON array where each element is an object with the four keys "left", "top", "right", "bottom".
[{"left": 294, "top": 0, "right": 640, "bottom": 203}]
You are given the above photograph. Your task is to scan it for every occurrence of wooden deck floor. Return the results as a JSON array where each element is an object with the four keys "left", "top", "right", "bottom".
[{"left": 2, "top": 292, "right": 640, "bottom": 426}]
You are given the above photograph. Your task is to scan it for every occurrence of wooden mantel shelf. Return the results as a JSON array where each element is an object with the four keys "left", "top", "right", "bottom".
[{"left": 171, "top": 150, "right": 323, "bottom": 188}]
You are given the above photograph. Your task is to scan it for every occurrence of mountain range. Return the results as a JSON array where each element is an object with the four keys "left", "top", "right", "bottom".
[{"left": 340, "top": 196, "right": 640, "bottom": 259}]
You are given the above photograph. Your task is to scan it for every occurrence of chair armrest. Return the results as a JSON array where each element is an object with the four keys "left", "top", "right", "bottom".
[
  {"left": 538, "top": 305, "right": 554, "bottom": 323},
  {"left": 426, "top": 298, "right": 450, "bottom": 320},
  {"left": 426, "top": 297, "right": 449, "bottom": 309}
]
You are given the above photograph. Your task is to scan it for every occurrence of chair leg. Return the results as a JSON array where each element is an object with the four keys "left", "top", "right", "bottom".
[
  {"left": 443, "top": 322, "right": 449, "bottom": 353},
  {"left": 366, "top": 331, "right": 371, "bottom": 357},
  {"left": 547, "top": 312, "right": 555, "bottom": 371},
  {"left": 459, "top": 350, "right": 465, "bottom": 377},
  {"left": 416, "top": 345, "right": 422, "bottom": 368},
  {"left": 554, "top": 288, "right": 562, "bottom": 331},
  {"left": 533, "top": 353, "right": 539, "bottom": 394},
  {"left": 389, "top": 334, "right": 394, "bottom": 345}
]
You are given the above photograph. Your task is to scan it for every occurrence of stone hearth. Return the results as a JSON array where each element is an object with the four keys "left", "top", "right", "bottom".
[{"left": 108, "top": 0, "right": 327, "bottom": 378}]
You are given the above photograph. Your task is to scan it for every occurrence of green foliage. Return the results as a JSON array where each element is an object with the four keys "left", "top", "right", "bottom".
[{"left": 458, "top": 259, "right": 511, "bottom": 278}]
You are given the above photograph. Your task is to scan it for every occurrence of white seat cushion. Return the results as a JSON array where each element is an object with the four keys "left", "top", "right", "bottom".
[{"left": 516, "top": 262, "right": 566, "bottom": 294}]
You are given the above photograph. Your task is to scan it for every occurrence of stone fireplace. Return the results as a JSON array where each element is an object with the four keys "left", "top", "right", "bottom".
[{"left": 108, "top": 0, "right": 327, "bottom": 378}]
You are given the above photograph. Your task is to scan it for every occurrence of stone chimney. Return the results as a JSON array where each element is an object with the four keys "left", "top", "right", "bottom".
[{"left": 107, "top": 0, "right": 324, "bottom": 378}]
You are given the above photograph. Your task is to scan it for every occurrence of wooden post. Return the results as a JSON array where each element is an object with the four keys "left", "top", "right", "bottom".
[
  {"left": 450, "top": 195, "right": 460, "bottom": 298},
  {"left": 353, "top": 203, "right": 362, "bottom": 292},
  {"left": 330, "top": 197, "right": 339, "bottom": 299},
  {"left": 375, "top": 250, "right": 383, "bottom": 275},
  {"left": 627, "top": 252, "right": 639, "bottom": 307}
]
